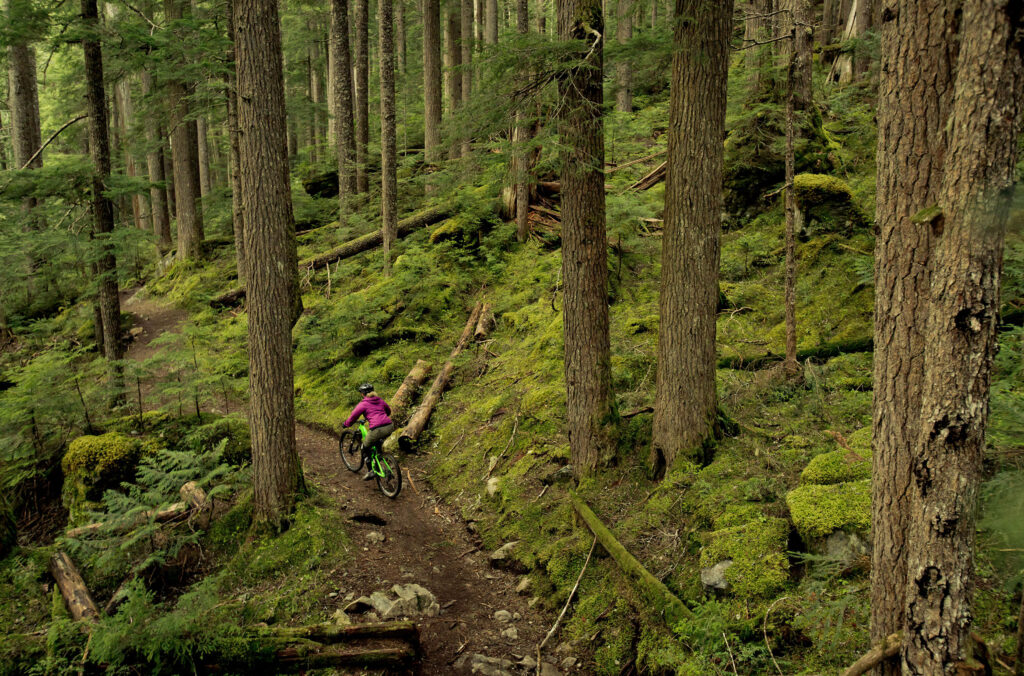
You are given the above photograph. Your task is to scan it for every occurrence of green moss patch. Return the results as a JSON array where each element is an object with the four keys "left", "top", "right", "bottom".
[
  {"left": 792, "top": 173, "right": 867, "bottom": 235},
  {"left": 800, "top": 448, "right": 870, "bottom": 485},
  {"left": 62, "top": 432, "right": 154, "bottom": 521},
  {"left": 786, "top": 480, "right": 870, "bottom": 539},
  {"left": 699, "top": 517, "right": 790, "bottom": 598}
]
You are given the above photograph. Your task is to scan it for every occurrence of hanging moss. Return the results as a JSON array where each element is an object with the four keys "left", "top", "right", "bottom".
[
  {"left": 786, "top": 480, "right": 870, "bottom": 539},
  {"left": 699, "top": 517, "right": 790, "bottom": 598}
]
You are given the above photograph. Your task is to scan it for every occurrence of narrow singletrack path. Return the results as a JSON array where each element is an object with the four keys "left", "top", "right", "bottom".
[{"left": 122, "top": 290, "right": 557, "bottom": 675}]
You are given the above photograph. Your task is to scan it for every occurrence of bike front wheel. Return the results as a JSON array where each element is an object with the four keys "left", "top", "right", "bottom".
[
  {"left": 340, "top": 431, "right": 364, "bottom": 472},
  {"left": 375, "top": 453, "right": 402, "bottom": 499}
]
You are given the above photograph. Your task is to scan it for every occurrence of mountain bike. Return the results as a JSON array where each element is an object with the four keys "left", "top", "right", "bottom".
[{"left": 340, "top": 423, "right": 402, "bottom": 499}]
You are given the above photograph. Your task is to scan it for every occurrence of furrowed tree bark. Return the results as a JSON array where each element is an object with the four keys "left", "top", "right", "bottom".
[
  {"left": 870, "top": 2, "right": 957, "bottom": 668},
  {"left": 49, "top": 551, "right": 99, "bottom": 622},
  {"left": 651, "top": 0, "right": 731, "bottom": 476},
  {"left": 614, "top": 0, "right": 631, "bottom": 112},
  {"left": 424, "top": 0, "right": 443, "bottom": 177},
  {"left": 140, "top": 72, "right": 173, "bottom": 252},
  {"left": 901, "top": 3, "right": 1023, "bottom": 672},
  {"left": 558, "top": 0, "right": 616, "bottom": 477},
  {"left": 209, "top": 205, "right": 457, "bottom": 307},
  {"left": 389, "top": 359, "right": 433, "bottom": 422},
  {"left": 331, "top": 0, "right": 358, "bottom": 208},
  {"left": 513, "top": 0, "right": 530, "bottom": 241},
  {"left": 165, "top": 0, "right": 205, "bottom": 261},
  {"left": 380, "top": 0, "right": 397, "bottom": 275},
  {"left": 82, "top": 0, "right": 124, "bottom": 378},
  {"left": 235, "top": 0, "right": 305, "bottom": 531},
  {"left": 389, "top": 302, "right": 482, "bottom": 452},
  {"left": 354, "top": 0, "right": 370, "bottom": 193},
  {"left": 225, "top": 6, "right": 247, "bottom": 284},
  {"left": 444, "top": 2, "right": 462, "bottom": 158}
]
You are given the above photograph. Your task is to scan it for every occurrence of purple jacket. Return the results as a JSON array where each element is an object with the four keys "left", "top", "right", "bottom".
[{"left": 343, "top": 395, "right": 393, "bottom": 429}]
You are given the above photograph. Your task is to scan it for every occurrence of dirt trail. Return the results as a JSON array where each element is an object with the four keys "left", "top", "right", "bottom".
[{"left": 122, "top": 290, "right": 559, "bottom": 675}]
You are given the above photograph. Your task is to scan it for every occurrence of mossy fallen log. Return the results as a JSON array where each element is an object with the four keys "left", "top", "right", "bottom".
[
  {"left": 209, "top": 644, "right": 416, "bottom": 673},
  {"left": 717, "top": 336, "right": 873, "bottom": 371},
  {"left": 49, "top": 550, "right": 100, "bottom": 622},
  {"left": 474, "top": 303, "right": 495, "bottom": 341},
  {"left": 385, "top": 302, "right": 483, "bottom": 454},
  {"left": 389, "top": 360, "right": 433, "bottom": 424},
  {"left": 65, "top": 501, "right": 188, "bottom": 538},
  {"left": 267, "top": 620, "right": 419, "bottom": 644},
  {"left": 210, "top": 205, "right": 456, "bottom": 308},
  {"left": 568, "top": 491, "right": 691, "bottom": 626}
]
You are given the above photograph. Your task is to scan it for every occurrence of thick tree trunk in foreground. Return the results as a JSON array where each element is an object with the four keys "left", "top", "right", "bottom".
[
  {"left": 870, "top": 2, "right": 957, "bottom": 667},
  {"left": 165, "top": 0, "right": 204, "bottom": 260},
  {"left": 444, "top": 3, "right": 462, "bottom": 158},
  {"left": 380, "top": 0, "right": 397, "bottom": 275},
  {"left": 557, "top": 0, "right": 616, "bottom": 477},
  {"left": 901, "top": 3, "right": 1023, "bottom": 672},
  {"left": 50, "top": 551, "right": 99, "bottom": 622},
  {"left": 424, "top": 0, "right": 443, "bottom": 171},
  {"left": 82, "top": 0, "right": 123, "bottom": 369},
  {"left": 614, "top": 0, "right": 631, "bottom": 112},
  {"left": 651, "top": 0, "right": 731, "bottom": 476},
  {"left": 235, "top": 0, "right": 304, "bottom": 531},
  {"left": 331, "top": 0, "right": 358, "bottom": 206},
  {"left": 140, "top": 72, "right": 172, "bottom": 251},
  {"left": 225, "top": 7, "right": 247, "bottom": 284},
  {"left": 354, "top": 0, "right": 370, "bottom": 193}
]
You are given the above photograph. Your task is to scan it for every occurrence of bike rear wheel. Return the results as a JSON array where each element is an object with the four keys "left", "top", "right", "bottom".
[
  {"left": 339, "top": 431, "right": 364, "bottom": 472},
  {"left": 374, "top": 453, "right": 402, "bottom": 499}
]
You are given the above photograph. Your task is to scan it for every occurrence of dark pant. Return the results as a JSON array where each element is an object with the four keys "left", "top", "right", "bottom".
[{"left": 362, "top": 423, "right": 395, "bottom": 452}]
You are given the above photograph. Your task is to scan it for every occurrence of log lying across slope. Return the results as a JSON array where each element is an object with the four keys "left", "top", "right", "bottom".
[
  {"left": 50, "top": 550, "right": 100, "bottom": 621},
  {"left": 210, "top": 205, "right": 455, "bottom": 308},
  {"left": 717, "top": 336, "right": 873, "bottom": 371},
  {"left": 384, "top": 302, "right": 483, "bottom": 453},
  {"left": 389, "top": 359, "right": 433, "bottom": 424}
]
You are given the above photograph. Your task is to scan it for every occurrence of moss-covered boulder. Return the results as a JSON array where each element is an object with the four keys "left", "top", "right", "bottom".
[
  {"left": 61, "top": 432, "right": 151, "bottom": 522},
  {"left": 800, "top": 447, "right": 870, "bottom": 485},
  {"left": 786, "top": 479, "right": 870, "bottom": 542},
  {"left": 792, "top": 173, "right": 867, "bottom": 236},
  {"left": 699, "top": 516, "right": 790, "bottom": 598},
  {"left": 183, "top": 417, "right": 252, "bottom": 466}
]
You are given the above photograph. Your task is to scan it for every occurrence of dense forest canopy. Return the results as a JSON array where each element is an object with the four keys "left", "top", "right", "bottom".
[{"left": 1, "top": 0, "right": 1022, "bottom": 674}]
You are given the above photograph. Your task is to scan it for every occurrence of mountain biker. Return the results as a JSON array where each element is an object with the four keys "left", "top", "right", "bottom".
[{"left": 342, "top": 383, "right": 395, "bottom": 481}]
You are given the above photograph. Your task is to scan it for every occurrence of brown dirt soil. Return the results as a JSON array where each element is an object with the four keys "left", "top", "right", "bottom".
[{"left": 122, "top": 290, "right": 561, "bottom": 675}]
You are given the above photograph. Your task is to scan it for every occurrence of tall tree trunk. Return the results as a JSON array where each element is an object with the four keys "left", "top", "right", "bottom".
[
  {"left": 743, "top": 0, "right": 771, "bottom": 101},
  {"left": 444, "top": 2, "right": 462, "bottom": 158},
  {"left": 197, "top": 117, "right": 213, "bottom": 199},
  {"left": 234, "top": 0, "right": 304, "bottom": 531},
  {"left": 513, "top": 0, "right": 530, "bottom": 241},
  {"left": 7, "top": 0, "right": 42, "bottom": 200},
  {"left": 782, "top": 38, "right": 799, "bottom": 377},
  {"left": 853, "top": 0, "right": 874, "bottom": 76},
  {"left": 870, "top": 2, "right": 959, "bottom": 671},
  {"left": 81, "top": 0, "right": 124, "bottom": 371},
  {"left": 902, "top": 2, "right": 1023, "bottom": 672},
  {"left": 225, "top": 5, "right": 247, "bottom": 284},
  {"left": 557, "top": 0, "right": 616, "bottom": 477},
  {"left": 165, "top": 0, "right": 204, "bottom": 260},
  {"left": 614, "top": 0, "right": 631, "bottom": 112},
  {"left": 162, "top": 131, "right": 176, "bottom": 219},
  {"left": 309, "top": 26, "right": 324, "bottom": 164},
  {"left": 476, "top": 0, "right": 485, "bottom": 44},
  {"left": 354, "top": 0, "right": 370, "bottom": 193},
  {"left": 379, "top": 0, "right": 397, "bottom": 275},
  {"left": 460, "top": 0, "right": 473, "bottom": 156},
  {"left": 331, "top": 0, "right": 358, "bottom": 209},
  {"left": 140, "top": 72, "right": 172, "bottom": 251},
  {"left": 650, "top": 0, "right": 732, "bottom": 476},
  {"left": 486, "top": 0, "right": 498, "bottom": 43},
  {"left": 779, "top": 0, "right": 811, "bottom": 108},
  {"left": 423, "top": 0, "right": 443, "bottom": 170}
]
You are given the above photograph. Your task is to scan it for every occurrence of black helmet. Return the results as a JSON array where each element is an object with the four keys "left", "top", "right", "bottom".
[{"left": 357, "top": 383, "right": 374, "bottom": 395}]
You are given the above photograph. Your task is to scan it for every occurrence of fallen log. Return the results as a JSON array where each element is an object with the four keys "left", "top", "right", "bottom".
[
  {"left": 389, "top": 359, "right": 433, "bottom": 423},
  {"left": 209, "top": 205, "right": 456, "bottom": 308},
  {"left": 629, "top": 161, "right": 667, "bottom": 191},
  {"left": 66, "top": 501, "right": 188, "bottom": 538},
  {"left": 385, "top": 302, "right": 484, "bottom": 454},
  {"left": 474, "top": 303, "right": 495, "bottom": 341},
  {"left": 270, "top": 645, "right": 416, "bottom": 671},
  {"left": 268, "top": 620, "right": 418, "bottom": 644},
  {"left": 50, "top": 550, "right": 100, "bottom": 622},
  {"left": 179, "top": 482, "right": 207, "bottom": 510},
  {"left": 569, "top": 490, "right": 691, "bottom": 626},
  {"left": 605, "top": 149, "right": 667, "bottom": 174},
  {"left": 717, "top": 337, "right": 873, "bottom": 371},
  {"left": 842, "top": 633, "right": 900, "bottom": 676}
]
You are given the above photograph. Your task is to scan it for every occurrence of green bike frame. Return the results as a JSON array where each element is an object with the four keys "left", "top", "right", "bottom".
[{"left": 358, "top": 422, "right": 389, "bottom": 477}]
